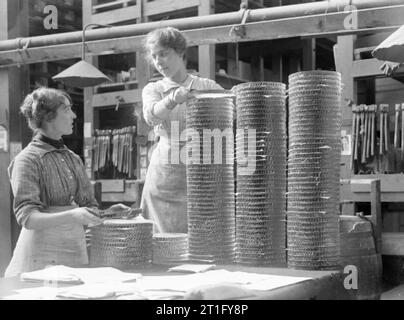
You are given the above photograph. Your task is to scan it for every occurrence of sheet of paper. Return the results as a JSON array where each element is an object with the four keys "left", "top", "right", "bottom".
[
  {"left": 20, "top": 265, "right": 142, "bottom": 284},
  {"left": 3, "top": 286, "right": 71, "bottom": 300},
  {"left": 70, "top": 267, "right": 141, "bottom": 284},
  {"left": 136, "top": 270, "right": 312, "bottom": 293},
  {"left": 20, "top": 265, "right": 82, "bottom": 284},
  {"left": 56, "top": 282, "right": 140, "bottom": 300},
  {"left": 168, "top": 264, "right": 216, "bottom": 273}
]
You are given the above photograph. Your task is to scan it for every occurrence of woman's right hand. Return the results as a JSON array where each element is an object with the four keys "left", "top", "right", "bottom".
[
  {"left": 171, "top": 87, "right": 192, "bottom": 104},
  {"left": 70, "top": 207, "right": 103, "bottom": 226}
]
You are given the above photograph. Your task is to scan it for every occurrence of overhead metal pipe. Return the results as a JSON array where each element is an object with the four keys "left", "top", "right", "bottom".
[{"left": 0, "top": 0, "right": 402, "bottom": 51}]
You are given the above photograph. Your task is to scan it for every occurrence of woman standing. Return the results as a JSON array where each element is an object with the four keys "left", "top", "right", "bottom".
[
  {"left": 5, "top": 87, "right": 127, "bottom": 277},
  {"left": 141, "top": 27, "right": 222, "bottom": 233}
]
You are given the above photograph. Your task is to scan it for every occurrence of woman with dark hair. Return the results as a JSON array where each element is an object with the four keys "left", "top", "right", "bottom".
[
  {"left": 140, "top": 27, "right": 223, "bottom": 233},
  {"left": 5, "top": 87, "right": 127, "bottom": 277}
]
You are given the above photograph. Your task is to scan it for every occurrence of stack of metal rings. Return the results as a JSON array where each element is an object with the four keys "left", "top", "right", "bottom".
[
  {"left": 186, "top": 90, "right": 236, "bottom": 264},
  {"left": 89, "top": 218, "right": 153, "bottom": 268},
  {"left": 233, "top": 82, "right": 287, "bottom": 266},
  {"left": 287, "top": 70, "right": 342, "bottom": 270},
  {"left": 152, "top": 233, "right": 189, "bottom": 265}
]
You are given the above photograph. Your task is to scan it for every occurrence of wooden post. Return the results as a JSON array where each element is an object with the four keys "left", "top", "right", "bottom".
[
  {"left": 136, "top": 6, "right": 151, "bottom": 181},
  {"left": 226, "top": 43, "right": 239, "bottom": 77},
  {"left": 302, "top": 38, "right": 316, "bottom": 71},
  {"left": 92, "top": 181, "right": 102, "bottom": 208},
  {"left": 272, "top": 54, "right": 283, "bottom": 83},
  {"left": 251, "top": 44, "right": 264, "bottom": 81},
  {"left": 370, "top": 179, "right": 382, "bottom": 254},
  {"left": 82, "top": 1, "right": 97, "bottom": 180},
  {"left": 0, "top": 0, "right": 29, "bottom": 276},
  {"left": 335, "top": 35, "right": 356, "bottom": 200},
  {"left": 198, "top": 0, "right": 215, "bottom": 79}
]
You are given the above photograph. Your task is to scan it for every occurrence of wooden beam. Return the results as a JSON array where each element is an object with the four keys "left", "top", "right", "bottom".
[
  {"left": 351, "top": 175, "right": 404, "bottom": 193},
  {"left": 92, "top": 89, "right": 142, "bottom": 107},
  {"left": 342, "top": 174, "right": 404, "bottom": 202},
  {"left": 0, "top": 4, "right": 403, "bottom": 67}
]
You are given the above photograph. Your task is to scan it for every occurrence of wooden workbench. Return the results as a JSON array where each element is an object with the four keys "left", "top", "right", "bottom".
[{"left": 0, "top": 264, "right": 351, "bottom": 300}]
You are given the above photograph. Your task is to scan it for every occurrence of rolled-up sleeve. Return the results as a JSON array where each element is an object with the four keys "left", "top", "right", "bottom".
[
  {"left": 9, "top": 156, "right": 44, "bottom": 227},
  {"left": 142, "top": 82, "right": 165, "bottom": 127}
]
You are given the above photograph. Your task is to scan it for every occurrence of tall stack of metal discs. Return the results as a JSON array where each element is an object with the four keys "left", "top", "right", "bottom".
[
  {"left": 287, "top": 70, "right": 342, "bottom": 270},
  {"left": 186, "top": 90, "right": 236, "bottom": 263},
  {"left": 89, "top": 217, "right": 153, "bottom": 268},
  {"left": 233, "top": 82, "right": 287, "bottom": 266},
  {"left": 152, "top": 233, "right": 188, "bottom": 265}
]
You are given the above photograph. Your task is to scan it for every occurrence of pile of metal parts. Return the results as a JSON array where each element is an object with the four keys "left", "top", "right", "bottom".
[
  {"left": 89, "top": 217, "right": 153, "bottom": 268},
  {"left": 186, "top": 90, "right": 236, "bottom": 263},
  {"left": 92, "top": 125, "right": 137, "bottom": 178},
  {"left": 152, "top": 233, "right": 189, "bottom": 265},
  {"left": 233, "top": 82, "right": 287, "bottom": 267},
  {"left": 352, "top": 103, "right": 404, "bottom": 174},
  {"left": 287, "top": 70, "right": 342, "bottom": 270}
]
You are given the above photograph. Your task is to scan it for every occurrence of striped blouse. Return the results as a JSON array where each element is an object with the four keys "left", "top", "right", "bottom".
[{"left": 8, "top": 137, "right": 98, "bottom": 227}]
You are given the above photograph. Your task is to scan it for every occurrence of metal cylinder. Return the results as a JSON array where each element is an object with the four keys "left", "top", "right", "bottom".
[
  {"left": 89, "top": 218, "right": 153, "bottom": 268},
  {"left": 152, "top": 233, "right": 189, "bottom": 265},
  {"left": 287, "top": 70, "right": 342, "bottom": 270},
  {"left": 233, "top": 82, "right": 287, "bottom": 267},
  {"left": 186, "top": 90, "right": 236, "bottom": 264}
]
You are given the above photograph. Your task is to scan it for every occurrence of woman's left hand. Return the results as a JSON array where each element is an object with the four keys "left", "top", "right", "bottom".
[{"left": 105, "top": 203, "right": 132, "bottom": 215}]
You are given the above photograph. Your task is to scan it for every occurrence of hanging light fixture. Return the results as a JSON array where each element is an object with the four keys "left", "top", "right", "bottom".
[
  {"left": 371, "top": 25, "right": 404, "bottom": 76},
  {"left": 372, "top": 25, "right": 404, "bottom": 63},
  {"left": 52, "top": 23, "right": 112, "bottom": 87}
]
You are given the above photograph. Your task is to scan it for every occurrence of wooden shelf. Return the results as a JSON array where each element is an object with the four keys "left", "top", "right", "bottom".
[
  {"left": 215, "top": 72, "right": 249, "bottom": 87},
  {"left": 92, "top": 0, "right": 137, "bottom": 13},
  {"left": 343, "top": 174, "right": 404, "bottom": 202},
  {"left": 94, "top": 80, "right": 139, "bottom": 94},
  {"left": 92, "top": 88, "right": 142, "bottom": 107}
]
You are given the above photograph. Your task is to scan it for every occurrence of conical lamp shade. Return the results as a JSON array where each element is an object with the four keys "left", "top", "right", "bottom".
[
  {"left": 372, "top": 25, "right": 404, "bottom": 63},
  {"left": 52, "top": 60, "right": 112, "bottom": 87}
]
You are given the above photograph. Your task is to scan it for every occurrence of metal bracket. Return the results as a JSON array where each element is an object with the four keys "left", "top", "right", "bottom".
[
  {"left": 229, "top": 9, "right": 251, "bottom": 39},
  {"left": 115, "top": 95, "right": 125, "bottom": 111},
  {"left": 16, "top": 38, "right": 31, "bottom": 67}
]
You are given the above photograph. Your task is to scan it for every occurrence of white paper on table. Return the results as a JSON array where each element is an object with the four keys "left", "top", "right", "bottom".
[
  {"left": 136, "top": 270, "right": 312, "bottom": 293},
  {"left": 2, "top": 286, "right": 70, "bottom": 300},
  {"left": 168, "top": 264, "right": 216, "bottom": 273},
  {"left": 56, "top": 282, "right": 140, "bottom": 300},
  {"left": 117, "top": 289, "right": 185, "bottom": 300},
  {"left": 20, "top": 265, "right": 82, "bottom": 284},
  {"left": 20, "top": 265, "right": 142, "bottom": 284},
  {"left": 69, "top": 267, "right": 141, "bottom": 284},
  {"left": 243, "top": 275, "right": 312, "bottom": 291}
]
